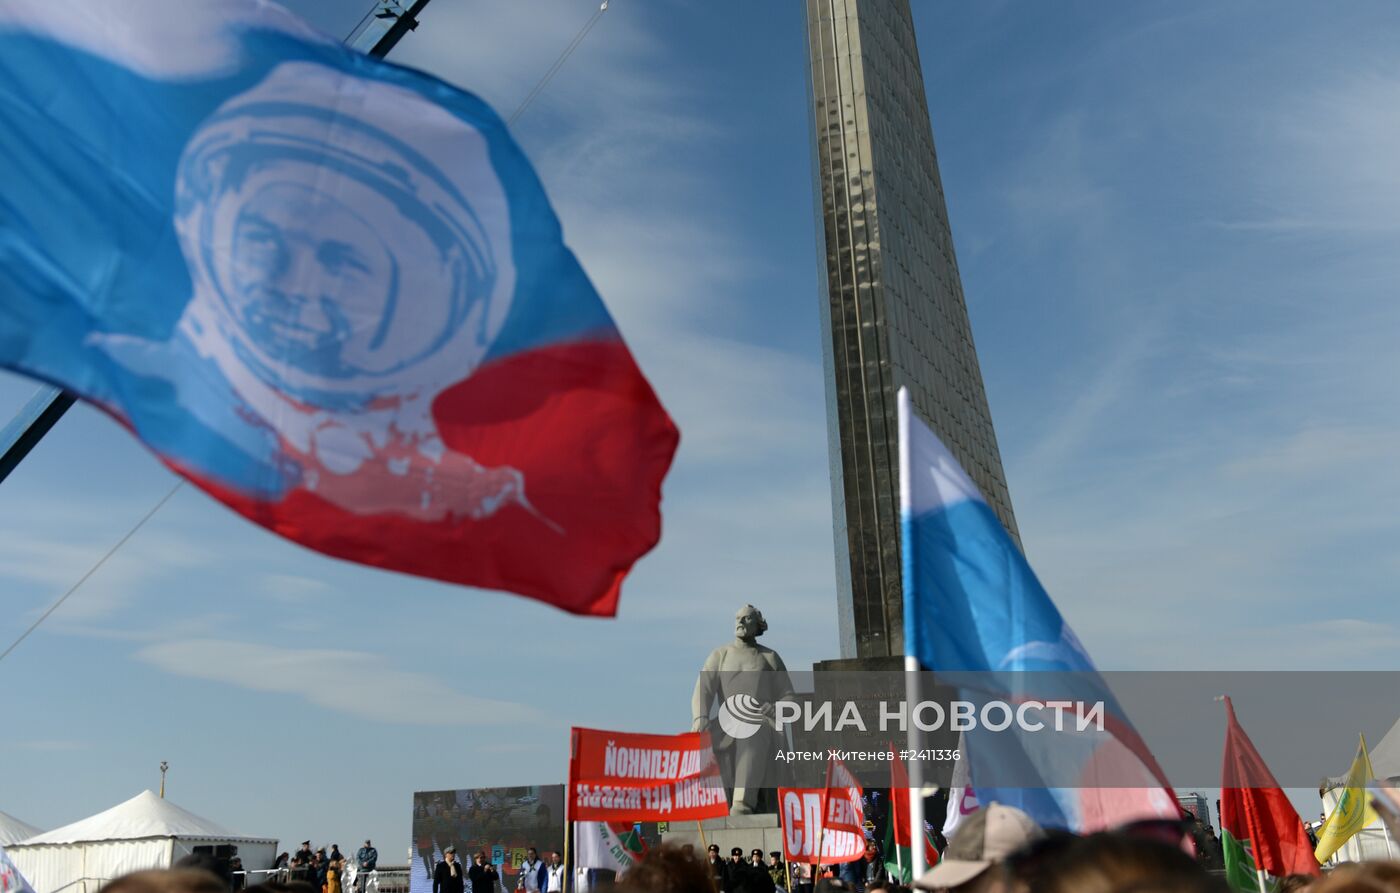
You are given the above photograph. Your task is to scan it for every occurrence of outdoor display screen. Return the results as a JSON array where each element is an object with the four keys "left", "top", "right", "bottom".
[{"left": 409, "top": 786, "right": 565, "bottom": 893}]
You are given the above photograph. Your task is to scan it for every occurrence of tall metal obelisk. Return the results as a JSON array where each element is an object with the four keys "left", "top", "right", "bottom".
[{"left": 806, "top": 0, "right": 1020, "bottom": 659}]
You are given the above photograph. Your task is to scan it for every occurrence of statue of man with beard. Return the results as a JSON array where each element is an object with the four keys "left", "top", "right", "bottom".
[{"left": 691, "top": 605, "right": 796, "bottom": 815}]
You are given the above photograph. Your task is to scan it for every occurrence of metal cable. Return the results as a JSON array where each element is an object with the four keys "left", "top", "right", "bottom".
[
  {"left": 0, "top": 481, "right": 184, "bottom": 666},
  {"left": 508, "top": 1, "right": 611, "bottom": 126}
]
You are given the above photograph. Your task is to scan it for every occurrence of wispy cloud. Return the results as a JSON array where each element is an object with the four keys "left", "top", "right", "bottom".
[
  {"left": 135, "top": 639, "right": 545, "bottom": 725},
  {"left": 6, "top": 739, "right": 89, "bottom": 752}
]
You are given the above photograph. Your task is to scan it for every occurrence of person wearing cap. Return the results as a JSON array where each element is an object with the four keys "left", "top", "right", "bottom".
[
  {"left": 766, "top": 853, "right": 786, "bottom": 892},
  {"left": 723, "top": 847, "right": 746, "bottom": 893},
  {"left": 707, "top": 845, "right": 728, "bottom": 891},
  {"left": 355, "top": 840, "right": 378, "bottom": 893},
  {"left": 914, "top": 804, "right": 1042, "bottom": 893},
  {"left": 434, "top": 847, "right": 466, "bottom": 893}
]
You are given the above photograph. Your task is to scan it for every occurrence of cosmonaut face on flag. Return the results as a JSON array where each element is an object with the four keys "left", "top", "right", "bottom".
[
  {"left": 174, "top": 60, "right": 516, "bottom": 408},
  {"left": 227, "top": 180, "right": 395, "bottom": 375}
]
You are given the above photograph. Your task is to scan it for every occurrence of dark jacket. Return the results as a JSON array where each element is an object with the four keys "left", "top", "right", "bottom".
[
  {"left": 729, "top": 863, "right": 775, "bottom": 893},
  {"left": 468, "top": 862, "right": 499, "bottom": 893},
  {"left": 357, "top": 847, "right": 379, "bottom": 871},
  {"left": 434, "top": 860, "right": 467, "bottom": 893},
  {"left": 709, "top": 858, "right": 728, "bottom": 890}
]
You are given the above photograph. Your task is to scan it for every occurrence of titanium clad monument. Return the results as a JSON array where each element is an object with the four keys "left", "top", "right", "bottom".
[{"left": 806, "top": 0, "right": 1020, "bottom": 659}]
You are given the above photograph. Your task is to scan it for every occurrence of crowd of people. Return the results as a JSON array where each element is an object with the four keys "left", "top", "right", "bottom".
[
  {"left": 66, "top": 798, "right": 1400, "bottom": 893},
  {"left": 626, "top": 803, "right": 1400, "bottom": 893},
  {"left": 264, "top": 840, "right": 379, "bottom": 893},
  {"left": 429, "top": 846, "right": 564, "bottom": 893}
]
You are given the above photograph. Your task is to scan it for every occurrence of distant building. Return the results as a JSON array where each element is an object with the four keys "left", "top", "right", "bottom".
[
  {"left": 1177, "top": 793, "right": 1213, "bottom": 831},
  {"left": 804, "top": 0, "right": 1019, "bottom": 658}
]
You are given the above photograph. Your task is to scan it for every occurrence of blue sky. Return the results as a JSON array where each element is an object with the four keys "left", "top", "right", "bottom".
[{"left": 3, "top": 0, "right": 1399, "bottom": 859}]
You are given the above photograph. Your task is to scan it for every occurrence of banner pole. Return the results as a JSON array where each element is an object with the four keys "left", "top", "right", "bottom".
[
  {"left": 695, "top": 821, "right": 708, "bottom": 854},
  {"left": 898, "top": 395, "right": 927, "bottom": 881},
  {"left": 905, "top": 657, "right": 926, "bottom": 880},
  {"left": 1254, "top": 867, "right": 1267, "bottom": 893},
  {"left": 566, "top": 729, "right": 576, "bottom": 893},
  {"left": 563, "top": 822, "right": 573, "bottom": 893}
]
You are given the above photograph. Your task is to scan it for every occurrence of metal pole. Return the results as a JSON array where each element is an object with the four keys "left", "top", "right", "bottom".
[
  {"left": 0, "top": 386, "right": 76, "bottom": 484},
  {"left": 159, "top": 761, "right": 168, "bottom": 798},
  {"left": 369, "top": 0, "right": 434, "bottom": 59},
  {"left": 905, "top": 657, "right": 926, "bottom": 880},
  {"left": 0, "top": 0, "right": 436, "bottom": 485}
]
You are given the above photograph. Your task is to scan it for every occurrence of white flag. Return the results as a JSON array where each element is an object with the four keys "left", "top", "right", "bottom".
[
  {"left": 942, "top": 733, "right": 980, "bottom": 842},
  {"left": 573, "top": 822, "right": 646, "bottom": 873}
]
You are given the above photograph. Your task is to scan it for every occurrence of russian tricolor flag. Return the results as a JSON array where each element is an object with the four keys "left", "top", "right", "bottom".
[
  {"left": 0, "top": 2, "right": 677, "bottom": 615},
  {"left": 897, "top": 388, "right": 1177, "bottom": 832}
]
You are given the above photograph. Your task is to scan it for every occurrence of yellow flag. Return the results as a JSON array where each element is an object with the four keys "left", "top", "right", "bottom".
[{"left": 1315, "top": 734, "right": 1380, "bottom": 863}]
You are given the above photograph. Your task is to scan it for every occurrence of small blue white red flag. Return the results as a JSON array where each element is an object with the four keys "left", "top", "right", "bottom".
[
  {"left": 897, "top": 388, "right": 1176, "bottom": 831},
  {"left": 0, "top": 1, "right": 678, "bottom": 614}
]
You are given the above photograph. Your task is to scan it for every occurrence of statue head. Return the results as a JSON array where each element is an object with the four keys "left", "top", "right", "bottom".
[{"left": 734, "top": 604, "right": 767, "bottom": 640}]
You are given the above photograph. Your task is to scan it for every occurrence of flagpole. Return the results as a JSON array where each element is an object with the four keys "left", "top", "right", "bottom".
[
  {"left": 563, "top": 821, "right": 573, "bottom": 893},
  {"left": 905, "top": 656, "right": 926, "bottom": 880},
  {"left": 695, "top": 821, "right": 708, "bottom": 854},
  {"left": 778, "top": 806, "right": 793, "bottom": 893},
  {"left": 1254, "top": 868, "right": 1267, "bottom": 893},
  {"left": 897, "top": 390, "right": 927, "bottom": 882}
]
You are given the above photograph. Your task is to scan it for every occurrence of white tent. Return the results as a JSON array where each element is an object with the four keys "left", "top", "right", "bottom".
[
  {"left": 6, "top": 791, "right": 276, "bottom": 893},
  {"left": 0, "top": 810, "right": 41, "bottom": 846}
]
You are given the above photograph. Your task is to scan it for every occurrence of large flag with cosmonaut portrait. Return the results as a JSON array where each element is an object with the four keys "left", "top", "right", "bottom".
[{"left": 0, "top": 1, "right": 679, "bottom": 615}]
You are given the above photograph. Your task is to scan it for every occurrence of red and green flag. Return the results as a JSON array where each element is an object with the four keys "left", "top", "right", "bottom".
[
  {"left": 1220, "top": 697, "right": 1319, "bottom": 891},
  {"left": 885, "top": 749, "right": 938, "bottom": 881}
]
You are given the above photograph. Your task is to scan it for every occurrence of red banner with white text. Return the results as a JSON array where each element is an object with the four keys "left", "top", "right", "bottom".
[
  {"left": 568, "top": 727, "right": 729, "bottom": 822},
  {"left": 778, "top": 779, "right": 865, "bottom": 863}
]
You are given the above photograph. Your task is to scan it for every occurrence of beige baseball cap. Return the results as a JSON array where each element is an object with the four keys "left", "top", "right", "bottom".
[{"left": 914, "top": 803, "right": 1043, "bottom": 890}]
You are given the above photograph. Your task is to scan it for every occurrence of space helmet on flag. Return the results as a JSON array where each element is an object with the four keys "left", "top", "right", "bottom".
[{"left": 172, "top": 60, "right": 517, "bottom": 410}]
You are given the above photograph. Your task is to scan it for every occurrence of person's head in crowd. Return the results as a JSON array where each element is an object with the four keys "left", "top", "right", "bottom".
[
  {"left": 814, "top": 880, "right": 850, "bottom": 893},
  {"left": 751, "top": 849, "right": 765, "bottom": 866},
  {"left": 915, "top": 803, "right": 1042, "bottom": 893},
  {"left": 103, "top": 869, "right": 229, "bottom": 893},
  {"left": 731, "top": 847, "right": 745, "bottom": 864},
  {"left": 1276, "top": 875, "right": 1318, "bottom": 893},
  {"left": 866, "top": 883, "right": 894, "bottom": 893},
  {"left": 173, "top": 854, "right": 232, "bottom": 885},
  {"left": 708, "top": 845, "right": 721, "bottom": 862},
  {"left": 474, "top": 852, "right": 487, "bottom": 867},
  {"left": 768, "top": 853, "right": 783, "bottom": 868},
  {"left": 863, "top": 842, "right": 879, "bottom": 863},
  {"left": 528, "top": 848, "right": 539, "bottom": 863},
  {"left": 1022, "top": 832, "right": 1224, "bottom": 893},
  {"left": 443, "top": 846, "right": 458, "bottom": 864},
  {"left": 551, "top": 852, "right": 563, "bottom": 867},
  {"left": 1313, "top": 861, "right": 1400, "bottom": 893},
  {"left": 614, "top": 843, "right": 716, "bottom": 893}
]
